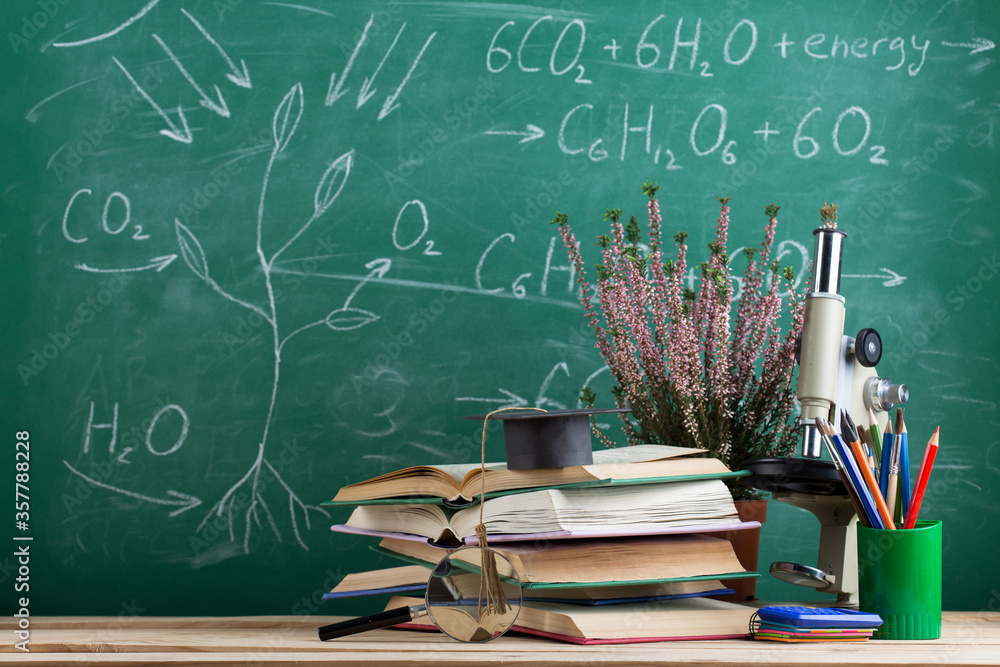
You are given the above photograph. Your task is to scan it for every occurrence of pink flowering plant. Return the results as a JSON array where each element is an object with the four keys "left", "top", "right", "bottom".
[{"left": 552, "top": 182, "right": 805, "bottom": 499}]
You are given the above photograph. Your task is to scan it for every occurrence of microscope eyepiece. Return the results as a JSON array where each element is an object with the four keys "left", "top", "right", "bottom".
[{"left": 811, "top": 228, "right": 848, "bottom": 296}]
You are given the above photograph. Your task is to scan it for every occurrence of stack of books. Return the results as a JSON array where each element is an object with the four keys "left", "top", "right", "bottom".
[{"left": 321, "top": 445, "right": 759, "bottom": 644}]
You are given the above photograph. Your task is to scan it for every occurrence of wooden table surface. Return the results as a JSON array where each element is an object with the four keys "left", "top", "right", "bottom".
[{"left": 2, "top": 613, "right": 998, "bottom": 666}]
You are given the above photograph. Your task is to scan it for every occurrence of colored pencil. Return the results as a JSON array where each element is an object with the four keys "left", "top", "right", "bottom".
[
  {"left": 879, "top": 414, "right": 894, "bottom": 499},
  {"left": 868, "top": 407, "right": 883, "bottom": 469},
  {"left": 819, "top": 423, "right": 872, "bottom": 529},
  {"left": 820, "top": 419, "right": 886, "bottom": 530},
  {"left": 857, "top": 425, "right": 874, "bottom": 470},
  {"left": 885, "top": 409, "right": 904, "bottom": 527},
  {"left": 903, "top": 427, "right": 940, "bottom": 529},
  {"left": 840, "top": 413, "right": 894, "bottom": 530},
  {"left": 843, "top": 412, "right": 874, "bottom": 474},
  {"left": 898, "top": 414, "right": 911, "bottom": 523}
]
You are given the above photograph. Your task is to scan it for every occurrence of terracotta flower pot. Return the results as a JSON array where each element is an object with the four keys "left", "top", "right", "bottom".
[{"left": 712, "top": 498, "right": 768, "bottom": 603}]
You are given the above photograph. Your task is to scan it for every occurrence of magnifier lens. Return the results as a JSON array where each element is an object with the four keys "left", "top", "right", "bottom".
[
  {"left": 425, "top": 546, "right": 521, "bottom": 642},
  {"left": 317, "top": 546, "right": 521, "bottom": 643}
]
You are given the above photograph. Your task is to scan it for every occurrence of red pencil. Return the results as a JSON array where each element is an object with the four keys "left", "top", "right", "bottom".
[{"left": 902, "top": 427, "right": 940, "bottom": 530}]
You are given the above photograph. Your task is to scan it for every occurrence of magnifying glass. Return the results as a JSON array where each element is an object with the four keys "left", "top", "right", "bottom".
[{"left": 318, "top": 546, "right": 522, "bottom": 643}]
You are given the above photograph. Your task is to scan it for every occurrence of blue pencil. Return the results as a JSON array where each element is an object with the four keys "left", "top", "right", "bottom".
[
  {"left": 899, "top": 423, "right": 910, "bottom": 521},
  {"left": 879, "top": 430, "right": 893, "bottom": 499},
  {"left": 831, "top": 431, "right": 886, "bottom": 530}
]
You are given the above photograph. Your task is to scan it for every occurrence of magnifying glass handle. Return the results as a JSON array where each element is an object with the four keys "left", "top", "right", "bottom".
[{"left": 318, "top": 604, "right": 426, "bottom": 641}]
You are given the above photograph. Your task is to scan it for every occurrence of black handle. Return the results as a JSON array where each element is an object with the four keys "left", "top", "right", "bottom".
[
  {"left": 855, "top": 328, "right": 882, "bottom": 367},
  {"left": 318, "top": 606, "right": 416, "bottom": 641}
]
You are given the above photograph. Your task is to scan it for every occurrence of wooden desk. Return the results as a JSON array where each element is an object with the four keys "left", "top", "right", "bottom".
[{"left": 3, "top": 613, "right": 998, "bottom": 666}]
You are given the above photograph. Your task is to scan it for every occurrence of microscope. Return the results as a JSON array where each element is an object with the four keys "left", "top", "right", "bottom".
[{"left": 742, "top": 225, "right": 908, "bottom": 604}]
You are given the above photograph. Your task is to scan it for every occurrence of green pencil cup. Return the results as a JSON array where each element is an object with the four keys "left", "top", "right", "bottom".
[{"left": 857, "top": 520, "right": 942, "bottom": 640}]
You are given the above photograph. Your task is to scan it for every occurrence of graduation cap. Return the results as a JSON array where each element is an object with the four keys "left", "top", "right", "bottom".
[{"left": 464, "top": 408, "right": 629, "bottom": 470}]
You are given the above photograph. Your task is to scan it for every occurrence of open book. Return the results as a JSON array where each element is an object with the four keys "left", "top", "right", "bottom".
[
  {"left": 375, "top": 533, "right": 755, "bottom": 588},
  {"left": 333, "top": 478, "right": 743, "bottom": 546},
  {"left": 387, "top": 595, "right": 753, "bottom": 643},
  {"left": 325, "top": 444, "right": 740, "bottom": 506}
]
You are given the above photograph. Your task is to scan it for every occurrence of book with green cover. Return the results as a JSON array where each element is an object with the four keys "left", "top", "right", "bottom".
[
  {"left": 322, "top": 561, "right": 740, "bottom": 602},
  {"left": 371, "top": 532, "right": 759, "bottom": 590},
  {"left": 323, "top": 444, "right": 746, "bottom": 507}
]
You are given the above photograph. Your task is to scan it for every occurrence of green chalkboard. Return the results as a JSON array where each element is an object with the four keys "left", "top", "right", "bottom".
[{"left": 3, "top": 0, "right": 999, "bottom": 618}]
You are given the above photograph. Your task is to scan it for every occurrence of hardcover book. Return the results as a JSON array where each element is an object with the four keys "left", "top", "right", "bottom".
[
  {"left": 333, "top": 478, "right": 744, "bottom": 546},
  {"left": 324, "top": 444, "right": 742, "bottom": 506}
]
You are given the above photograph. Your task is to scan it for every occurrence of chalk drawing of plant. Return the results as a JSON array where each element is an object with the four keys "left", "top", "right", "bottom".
[{"left": 175, "top": 82, "right": 374, "bottom": 552}]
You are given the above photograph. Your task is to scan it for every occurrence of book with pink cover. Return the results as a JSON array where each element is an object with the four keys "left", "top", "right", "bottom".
[
  {"left": 331, "top": 519, "right": 761, "bottom": 547},
  {"left": 394, "top": 622, "right": 748, "bottom": 644},
  {"left": 512, "top": 626, "right": 748, "bottom": 644},
  {"left": 387, "top": 595, "right": 753, "bottom": 644},
  {"left": 330, "top": 478, "right": 749, "bottom": 546}
]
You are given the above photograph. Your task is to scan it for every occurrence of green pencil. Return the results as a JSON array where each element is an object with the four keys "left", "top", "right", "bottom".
[{"left": 868, "top": 407, "right": 883, "bottom": 468}]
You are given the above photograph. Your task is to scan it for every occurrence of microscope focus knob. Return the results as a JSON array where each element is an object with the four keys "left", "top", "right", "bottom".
[
  {"left": 854, "top": 328, "right": 882, "bottom": 367},
  {"left": 865, "top": 376, "right": 910, "bottom": 412}
]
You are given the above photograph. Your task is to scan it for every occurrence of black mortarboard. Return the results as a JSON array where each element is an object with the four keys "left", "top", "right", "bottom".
[{"left": 465, "top": 408, "right": 629, "bottom": 470}]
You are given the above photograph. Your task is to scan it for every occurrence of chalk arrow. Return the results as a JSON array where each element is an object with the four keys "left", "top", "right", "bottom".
[
  {"left": 358, "top": 23, "right": 407, "bottom": 108},
  {"left": 326, "top": 14, "right": 374, "bottom": 106},
  {"left": 64, "top": 461, "right": 203, "bottom": 517},
  {"left": 842, "top": 268, "right": 907, "bottom": 287},
  {"left": 484, "top": 124, "right": 546, "bottom": 144},
  {"left": 378, "top": 31, "right": 437, "bottom": 120},
  {"left": 225, "top": 60, "right": 253, "bottom": 89},
  {"left": 455, "top": 389, "right": 529, "bottom": 408},
  {"left": 181, "top": 8, "right": 252, "bottom": 88},
  {"left": 75, "top": 254, "right": 178, "bottom": 274},
  {"left": 324, "top": 258, "right": 392, "bottom": 331},
  {"left": 113, "top": 57, "right": 192, "bottom": 143},
  {"left": 941, "top": 38, "right": 995, "bottom": 55},
  {"left": 153, "top": 34, "right": 230, "bottom": 118},
  {"left": 343, "top": 258, "right": 391, "bottom": 309}
]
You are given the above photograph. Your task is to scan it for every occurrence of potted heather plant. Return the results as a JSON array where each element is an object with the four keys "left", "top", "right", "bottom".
[
  {"left": 552, "top": 182, "right": 806, "bottom": 600},
  {"left": 552, "top": 182, "right": 804, "bottom": 495}
]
